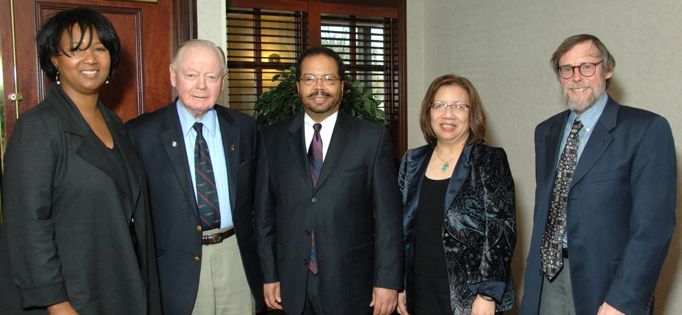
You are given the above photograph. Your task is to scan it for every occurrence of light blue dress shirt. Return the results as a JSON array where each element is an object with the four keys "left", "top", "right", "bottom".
[
  {"left": 557, "top": 93, "right": 608, "bottom": 162},
  {"left": 176, "top": 102, "right": 233, "bottom": 228}
]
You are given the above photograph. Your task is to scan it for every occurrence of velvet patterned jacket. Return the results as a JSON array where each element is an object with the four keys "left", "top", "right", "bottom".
[{"left": 399, "top": 142, "right": 516, "bottom": 314}]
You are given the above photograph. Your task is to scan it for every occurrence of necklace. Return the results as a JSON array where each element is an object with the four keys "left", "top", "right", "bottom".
[{"left": 434, "top": 147, "right": 455, "bottom": 173}]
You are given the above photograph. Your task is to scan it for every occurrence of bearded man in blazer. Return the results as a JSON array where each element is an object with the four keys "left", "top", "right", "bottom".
[
  {"left": 520, "top": 34, "right": 676, "bottom": 315},
  {"left": 255, "top": 46, "right": 404, "bottom": 315},
  {"left": 126, "top": 39, "right": 264, "bottom": 315}
]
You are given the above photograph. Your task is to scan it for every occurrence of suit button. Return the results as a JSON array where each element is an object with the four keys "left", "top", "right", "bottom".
[
  {"left": 305, "top": 229, "right": 311, "bottom": 235},
  {"left": 194, "top": 257, "right": 200, "bottom": 262},
  {"left": 196, "top": 226, "right": 202, "bottom": 232},
  {"left": 311, "top": 197, "right": 318, "bottom": 203},
  {"left": 303, "top": 258, "right": 308, "bottom": 265}
]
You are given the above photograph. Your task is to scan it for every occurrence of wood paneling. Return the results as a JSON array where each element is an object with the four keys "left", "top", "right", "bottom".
[{"left": 0, "top": 0, "right": 186, "bottom": 140}]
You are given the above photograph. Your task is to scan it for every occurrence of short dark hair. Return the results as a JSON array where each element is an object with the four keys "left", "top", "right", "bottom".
[
  {"left": 295, "top": 46, "right": 345, "bottom": 80},
  {"left": 419, "top": 74, "right": 487, "bottom": 146},
  {"left": 550, "top": 34, "right": 615, "bottom": 88},
  {"left": 37, "top": 7, "right": 121, "bottom": 82}
]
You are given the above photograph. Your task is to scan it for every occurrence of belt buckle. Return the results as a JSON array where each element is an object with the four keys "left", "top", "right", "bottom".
[
  {"left": 203, "top": 232, "right": 223, "bottom": 244},
  {"left": 211, "top": 233, "right": 223, "bottom": 244}
]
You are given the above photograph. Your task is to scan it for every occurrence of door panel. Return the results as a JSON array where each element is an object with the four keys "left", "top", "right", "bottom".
[{"left": 0, "top": 0, "right": 186, "bottom": 140}]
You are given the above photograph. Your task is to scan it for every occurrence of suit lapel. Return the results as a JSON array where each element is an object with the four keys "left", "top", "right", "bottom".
[
  {"left": 443, "top": 145, "right": 473, "bottom": 215},
  {"left": 315, "top": 112, "right": 350, "bottom": 189},
  {"left": 109, "top": 112, "right": 145, "bottom": 219},
  {"left": 288, "top": 114, "right": 314, "bottom": 188},
  {"left": 216, "top": 107, "right": 240, "bottom": 213},
  {"left": 406, "top": 147, "right": 431, "bottom": 211},
  {"left": 543, "top": 112, "right": 569, "bottom": 189},
  {"left": 571, "top": 98, "right": 618, "bottom": 188},
  {"left": 50, "top": 86, "right": 131, "bottom": 201},
  {"left": 110, "top": 111, "right": 142, "bottom": 199},
  {"left": 159, "top": 106, "right": 198, "bottom": 208}
]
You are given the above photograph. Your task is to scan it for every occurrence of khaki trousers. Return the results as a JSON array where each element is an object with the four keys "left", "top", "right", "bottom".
[{"left": 192, "top": 227, "right": 255, "bottom": 315}]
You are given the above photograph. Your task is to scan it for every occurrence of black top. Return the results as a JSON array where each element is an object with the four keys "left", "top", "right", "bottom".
[{"left": 414, "top": 176, "right": 450, "bottom": 278}]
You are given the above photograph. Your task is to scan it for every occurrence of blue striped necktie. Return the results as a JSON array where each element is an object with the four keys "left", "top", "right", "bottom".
[
  {"left": 193, "top": 122, "right": 221, "bottom": 230},
  {"left": 308, "top": 123, "right": 323, "bottom": 274}
]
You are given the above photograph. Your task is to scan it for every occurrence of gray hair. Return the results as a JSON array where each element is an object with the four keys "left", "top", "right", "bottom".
[
  {"left": 550, "top": 34, "right": 615, "bottom": 88},
  {"left": 171, "top": 39, "right": 227, "bottom": 74}
]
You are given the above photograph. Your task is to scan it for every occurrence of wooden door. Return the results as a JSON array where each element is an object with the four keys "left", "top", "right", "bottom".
[{"left": 0, "top": 0, "right": 195, "bottom": 142}]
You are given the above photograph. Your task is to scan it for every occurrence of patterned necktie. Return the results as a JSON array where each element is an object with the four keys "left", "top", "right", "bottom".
[
  {"left": 307, "top": 123, "right": 323, "bottom": 274},
  {"left": 541, "top": 119, "right": 583, "bottom": 280},
  {"left": 193, "top": 122, "right": 221, "bottom": 230}
]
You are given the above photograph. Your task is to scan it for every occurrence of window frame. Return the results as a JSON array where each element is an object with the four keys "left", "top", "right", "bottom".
[{"left": 225, "top": 0, "right": 406, "bottom": 163}]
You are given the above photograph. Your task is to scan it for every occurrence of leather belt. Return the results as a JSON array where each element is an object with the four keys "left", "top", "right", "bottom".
[
  {"left": 201, "top": 229, "right": 235, "bottom": 245},
  {"left": 562, "top": 248, "right": 569, "bottom": 259}
]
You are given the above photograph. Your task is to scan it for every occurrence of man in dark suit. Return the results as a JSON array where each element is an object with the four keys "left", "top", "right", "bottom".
[
  {"left": 255, "top": 46, "right": 403, "bottom": 315},
  {"left": 520, "top": 34, "right": 676, "bottom": 315},
  {"left": 126, "top": 39, "right": 264, "bottom": 315}
]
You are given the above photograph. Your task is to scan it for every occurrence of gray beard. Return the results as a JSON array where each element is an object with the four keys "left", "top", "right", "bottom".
[{"left": 563, "top": 85, "right": 605, "bottom": 114}]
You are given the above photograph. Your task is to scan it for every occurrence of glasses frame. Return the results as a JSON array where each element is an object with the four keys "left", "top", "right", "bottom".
[
  {"left": 299, "top": 75, "right": 340, "bottom": 86},
  {"left": 430, "top": 103, "right": 470, "bottom": 112},
  {"left": 557, "top": 60, "right": 603, "bottom": 79}
]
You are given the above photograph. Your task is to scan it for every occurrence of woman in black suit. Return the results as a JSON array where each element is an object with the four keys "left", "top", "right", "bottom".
[
  {"left": 0, "top": 7, "right": 160, "bottom": 314},
  {"left": 396, "top": 75, "right": 516, "bottom": 315}
]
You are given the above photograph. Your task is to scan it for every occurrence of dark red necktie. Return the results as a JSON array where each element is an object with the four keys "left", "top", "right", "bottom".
[{"left": 307, "top": 123, "right": 322, "bottom": 274}]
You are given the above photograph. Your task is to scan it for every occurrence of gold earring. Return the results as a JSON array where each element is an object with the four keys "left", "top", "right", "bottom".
[{"left": 56, "top": 69, "right": 60, "bottom": 85}]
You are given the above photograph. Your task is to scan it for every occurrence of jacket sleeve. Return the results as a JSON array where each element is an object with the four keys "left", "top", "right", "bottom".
[
  {"left": 371, "top": 128, "right": 405, "bottom": 290},
  {"left": 398, "top": 150, "right": 410, "bottom": 206},
  {"left": 468, "top": 147, "right": 517, "bottom": 302},
  {"left": 604, "top": 116, "right": 676, "bottom": 314},
  {"left": 254, "top": 131, "right": 279, "bottom": 284},
  {"left": 3, "top": 112, "right": 70, "bottom": 308}
]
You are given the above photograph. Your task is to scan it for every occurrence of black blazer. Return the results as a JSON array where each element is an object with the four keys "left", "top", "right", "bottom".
[
  {"left": 0, "top": 84, "right": 161, "bottom": 314},
  {"left": 521, "top": 96, "right": 677, "bottom": 315},
  {"left": 255, "top": 111, "right": 404, "bottom": 315},
  {"left": 125, "top": 102, "right": 264, "bottom": 314}
]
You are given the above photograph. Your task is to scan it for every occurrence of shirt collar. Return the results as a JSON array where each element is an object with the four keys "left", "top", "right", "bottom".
[
  {"left": 569, "top": 92, "right": 608, "bottom": 132},
  {"left": 304, "top": 110, "right": 339, "bottom": 132},
  {"left": 176, "top": 100, "right": 218, "bottom": 137}
]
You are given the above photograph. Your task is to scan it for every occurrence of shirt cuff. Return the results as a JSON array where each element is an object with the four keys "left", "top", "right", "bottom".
[{"left": 468, "top": 280, "right": 506, "bottom": 302}]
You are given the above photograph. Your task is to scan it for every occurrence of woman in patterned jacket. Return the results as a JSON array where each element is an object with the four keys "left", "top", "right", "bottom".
[{"left": 397, "top": 74, "right": 516, "bottom": 315}]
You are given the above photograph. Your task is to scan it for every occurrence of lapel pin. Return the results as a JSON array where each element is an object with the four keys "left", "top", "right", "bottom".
[
  {"left": 231, "top": 144, "right": 235, "bottom": 151},
  {"left": 172, "top": 141, "right": 177, "bottom": 147}
]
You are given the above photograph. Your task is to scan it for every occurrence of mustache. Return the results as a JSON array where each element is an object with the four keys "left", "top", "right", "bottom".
[
  {"left": 565, "top": 82, "right": 593, "bottom": 90},
  {"left": 308, "top": 91, "right": 332, "bottom": 98}
]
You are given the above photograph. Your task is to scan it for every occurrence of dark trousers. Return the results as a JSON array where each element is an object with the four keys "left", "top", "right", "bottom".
[
  {"left": 299, "top": 270, "right": 326, "bottom": 315},
  {"left": 414, "top": 274, "right": 454, "bottom": 315}
]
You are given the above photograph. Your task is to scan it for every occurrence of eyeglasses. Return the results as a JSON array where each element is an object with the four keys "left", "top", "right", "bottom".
[
  {"left": 300, "top": 75, "right": 339, "bottom": 86},
  {"left": 431, "top": 102, "right": 470, "bottom": 112},
  {"left": 557, "top": 60, "right": 603, "bottom": 79}
]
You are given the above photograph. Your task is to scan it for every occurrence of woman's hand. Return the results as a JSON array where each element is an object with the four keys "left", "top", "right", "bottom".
[
  {"left": 471, "top": 294, "right": 495, "bottom": 315},
  {"left": 396, "top": 291, "right": 410, "bottom": 315},
  {"left": 47, "top": 301, "right": 78, "bottom": 315}
]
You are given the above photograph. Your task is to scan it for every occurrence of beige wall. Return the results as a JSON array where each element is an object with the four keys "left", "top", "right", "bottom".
[
  {"left": 197, "top": 0, "right": 229, "bottom": 106},
  {"left": 407, "top": 0, "right": 682, "bottom": 314}
]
